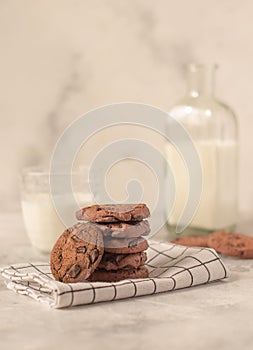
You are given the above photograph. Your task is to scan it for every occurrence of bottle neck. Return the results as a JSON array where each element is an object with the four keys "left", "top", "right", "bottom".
[{"left": 185, "top": 64, "right": 217, "bottom": 98}]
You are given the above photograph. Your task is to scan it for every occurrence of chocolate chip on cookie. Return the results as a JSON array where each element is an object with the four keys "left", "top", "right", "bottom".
[
  {"left": 76, "top": 203, "right": 150, "bottom": 223},
  {"left": 50, "top": 222, "right": 104, "bottom": 283}
]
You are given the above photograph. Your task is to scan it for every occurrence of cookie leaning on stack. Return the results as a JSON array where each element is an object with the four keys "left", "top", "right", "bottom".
[
  {"left": 50, "top": 222, "right": 104, "bottom": 283},
  {"left": 77, "top": 204, "right": 150, "bottom": 282},
  {"left": 50, "top": 204, "right": 150, "bottom": 283}
]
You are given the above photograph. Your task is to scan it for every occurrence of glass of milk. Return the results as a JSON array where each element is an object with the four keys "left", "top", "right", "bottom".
[{"left": 20, "top": 167, "right": 94, "bottom": 253}]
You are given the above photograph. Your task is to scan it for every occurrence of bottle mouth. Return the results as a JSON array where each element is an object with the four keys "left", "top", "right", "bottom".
[{"left": 185, "top": 63, "right": 219, "bottom": 72}]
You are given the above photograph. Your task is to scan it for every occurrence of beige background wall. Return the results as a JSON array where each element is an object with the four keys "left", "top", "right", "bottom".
[{"left": 0, "top": 0, "right": 252, "bottom": 214}]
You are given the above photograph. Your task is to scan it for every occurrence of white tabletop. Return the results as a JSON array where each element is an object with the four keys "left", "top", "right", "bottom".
[{"left": 0, "top": 212, "right": 253, "bottom": 350}]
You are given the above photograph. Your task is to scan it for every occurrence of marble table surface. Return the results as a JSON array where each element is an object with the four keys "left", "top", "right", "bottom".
[{"left": 0, "top": 212, "right": 253, "bottom": 350}]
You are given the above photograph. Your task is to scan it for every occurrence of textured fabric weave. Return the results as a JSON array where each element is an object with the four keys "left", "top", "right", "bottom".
[{"left": 0, "top": 241, "right": 229, "bottom": 308}]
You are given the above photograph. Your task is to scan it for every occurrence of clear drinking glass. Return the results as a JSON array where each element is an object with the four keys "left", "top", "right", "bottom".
[
  {"left": 165, "top": 63, "right": 238, "bottom": 237},
  {"left": 20, "top": 167, "right": 94, "bottom": 253}
]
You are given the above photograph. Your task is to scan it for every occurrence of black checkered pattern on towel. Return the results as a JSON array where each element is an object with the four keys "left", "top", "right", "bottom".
[{"left": 0, "top": 241, "right": 229, "bottom": 308}]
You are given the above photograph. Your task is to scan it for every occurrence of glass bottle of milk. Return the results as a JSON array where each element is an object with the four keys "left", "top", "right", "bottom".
[{"left": 166, "top": 63, "right": 238, "bottom": 237}]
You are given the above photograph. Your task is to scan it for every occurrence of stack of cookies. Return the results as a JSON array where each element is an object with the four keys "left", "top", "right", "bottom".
[
  {"left": 76, "top": 204, "right": 150, "bottom": 282},
  {"left": 50, "top": 204, "right": 150, "bottom": 283}
]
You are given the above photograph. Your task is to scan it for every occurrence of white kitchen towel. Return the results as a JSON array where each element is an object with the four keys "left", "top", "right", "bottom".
[{"left": 0, "top": 241, "right": 229, "bottom": 308}]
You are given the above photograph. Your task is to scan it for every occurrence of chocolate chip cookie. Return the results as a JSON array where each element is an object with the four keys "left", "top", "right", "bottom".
[
  {"left": 89, "top": 266, "right": 149, "bottom": 282},
  {"left": 207, "top": 231, "right": 253, "bottom": 258},
  {"left": 104, "top": 236, "right": 149, "bottom": 254},
  {"left": 50, "top": 222, "right": 104, "bottom": 283},
  {"left": 98, "top": 220, "right": 150, "bottom": 238},
  {"left": 171, "top": 231, "right": 253, "bottom": 259},
  {"left": 76, "top": 203, "right": 150, "bottom": 223},
  {"left": 98, "top": 251, "right": 147, "bottom": 271}
]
